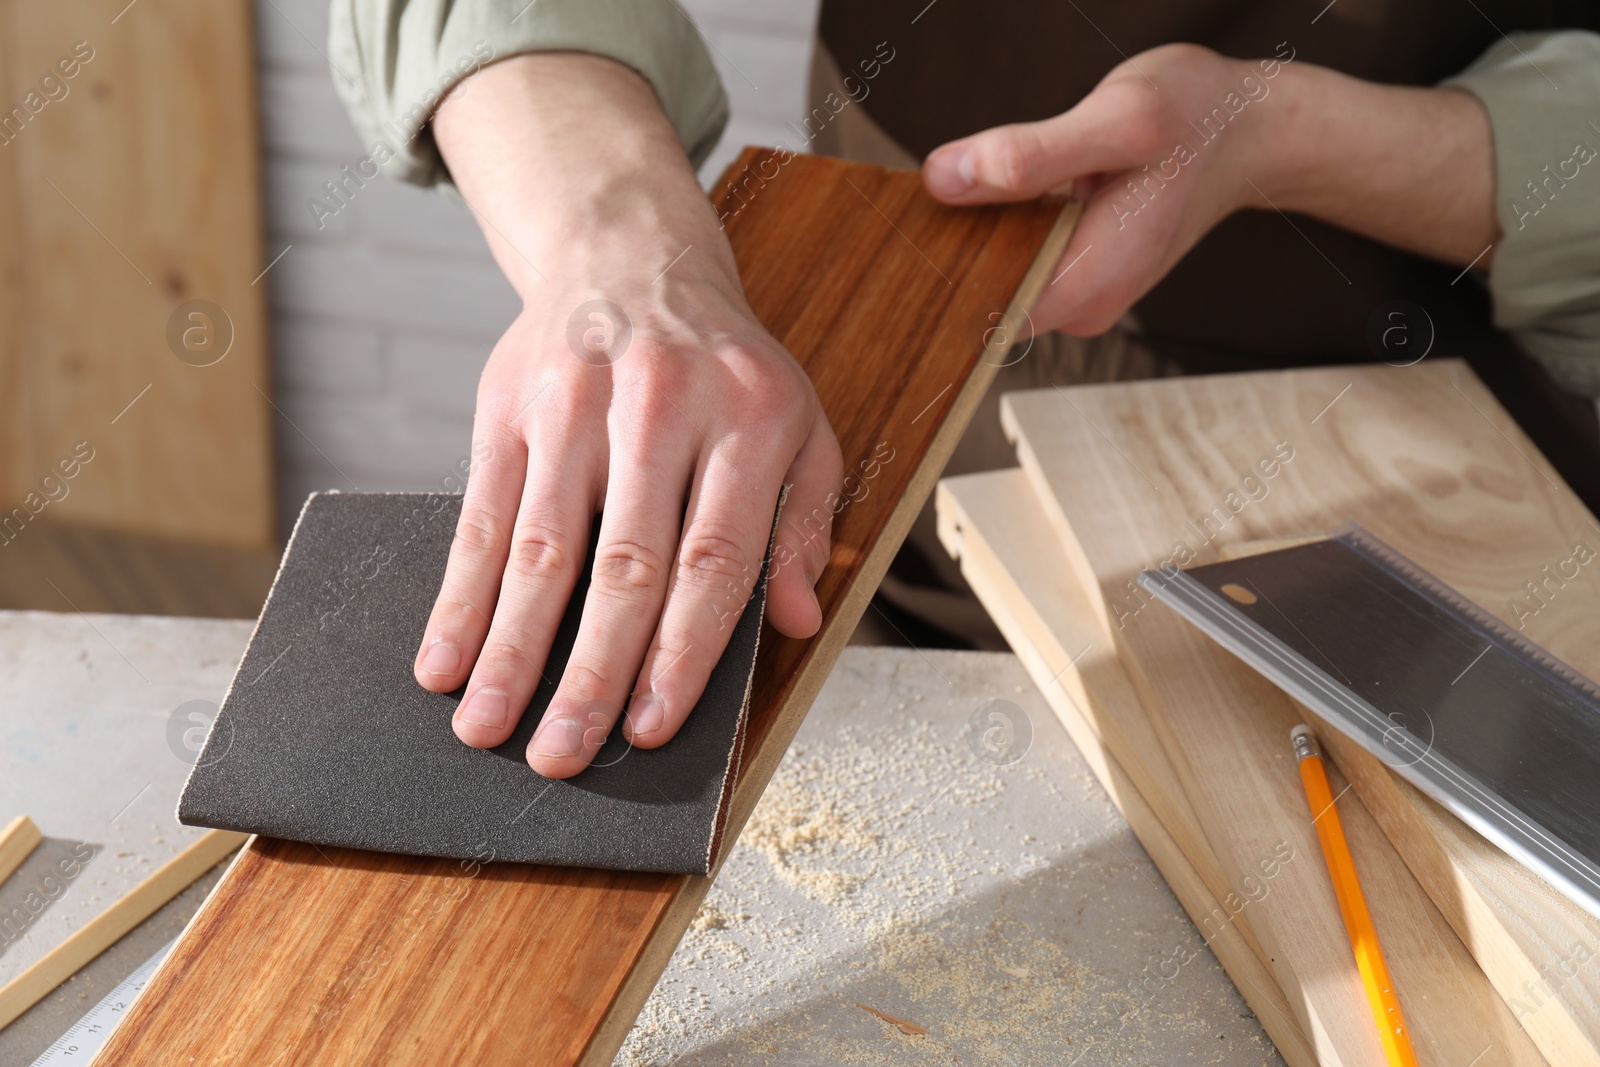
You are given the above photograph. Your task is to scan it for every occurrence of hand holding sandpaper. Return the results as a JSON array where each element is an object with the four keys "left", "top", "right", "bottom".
[
  {"left": 177, "top": 492, "right": 774, "bottom": 874},
  {"left": 426, "top": 56, "right": 840, "bottom": 782}
]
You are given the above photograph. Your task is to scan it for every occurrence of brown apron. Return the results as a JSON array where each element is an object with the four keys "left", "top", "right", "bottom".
[{"left": 804, "top": 1, "right": 1600, "bottom": 646}]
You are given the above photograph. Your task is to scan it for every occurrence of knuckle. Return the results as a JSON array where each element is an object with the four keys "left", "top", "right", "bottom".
[
  {"left": 730, "top": 358, "right": 808, "bottom": 429},
  {"left": 739, "top": 391, "right": 794, "bottom": 432},
  {"left": 560, "top": 662, "right": 618, "bottom": 702},
  {"left": 476, "top": 639, "right": 538, "bottom": 676},
  {"left": 990, "top": 129, "right": 1041, "bottom": 190},
  {"left": 626, "top": 358, "right": 682, "bottom": 399},
  {"left": 454, "top": 510, "right": 503, "bottom": 556},
  {"left": 506, "top": 523, "right": 571, "bottom": 582},
  {"left": 618, "top": 365, "right": 689, "bottom": 434},
  {"left": 591, "top": 540, "right": 668, "bottom": 598},
  {"left": 1101, "top": 80, "right": 1171, "bottom": 157},
  {"left": 631, "top": 387, "right": 681, "bottom": 434},
  {"left": 431, "top": 596, "right": 480, "bottom": 626},
  {"left": 1119, "top": 110, "right": 1165, "bottom": 159},
  {"left": 475, "top": 383, "right": 542, "bottom": 432},
  {"left": 676, "top": 525, "right": 750, "bottom": 586},
  {"left": 1149, "top": 41, "right": 1215, "bottom": 70}
]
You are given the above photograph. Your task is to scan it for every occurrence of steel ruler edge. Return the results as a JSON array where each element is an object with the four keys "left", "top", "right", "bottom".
[
  {"left": 1138, "top": 522, "right": 1600, "bottom": 924},
  {"left": 27, "top": 939, "right": 175, "bottom": 1066}
]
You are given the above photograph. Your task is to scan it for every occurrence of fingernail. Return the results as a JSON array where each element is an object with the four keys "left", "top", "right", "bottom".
[
  {"left": 459, "top": 686, "right": 508, "bottom": 728},
  {"left": 626, "top": 694, "right": 665, "bottom": 739},
  {"left": 926, "top": 148, "right": 974, "bottom": 197},
  {"left": 419, "top": 639, "right": 460, "bottom": 677},
  {"left": 532, "top": 715, "right": 583, "bottom": 757}
]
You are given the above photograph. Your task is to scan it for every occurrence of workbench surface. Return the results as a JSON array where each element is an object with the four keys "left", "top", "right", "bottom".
[{"left": 0, "top": 609, "right": 1280, "bottom": 1065}]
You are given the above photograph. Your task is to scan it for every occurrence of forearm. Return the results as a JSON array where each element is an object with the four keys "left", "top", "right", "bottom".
[
  {"left": 433, "top": 52, "right": 737, "bottom": 300},
  {"left": 1252, "top": 62, "right": 1498, "bottom": 268}
]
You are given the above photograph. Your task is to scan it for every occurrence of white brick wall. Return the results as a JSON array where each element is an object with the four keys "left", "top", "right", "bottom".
[{"left": 255, "top": 0, "right": 820, "bottom": 535}]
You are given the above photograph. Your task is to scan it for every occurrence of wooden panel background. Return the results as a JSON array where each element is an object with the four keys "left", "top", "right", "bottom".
[
  {"left": 0, "top": 0, "right": 273, "bottom": 550},
  {"left": 94, "top": 150, "right": 1076, "bottom": 1065}
]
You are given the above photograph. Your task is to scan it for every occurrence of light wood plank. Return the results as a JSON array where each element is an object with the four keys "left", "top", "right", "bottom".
[
  {"left": 0, "top": 518, "right": 277, "bottom": 618},
  {"left": 0, "top": 815, "right": 41, "bottom": 888},
  {"left": 1319, "top": 721, "right": 1600, "bottom": 1064},
  {"left": 933, "top": 472, "right": 1267, "bottom": 967},
  {"left": 941, "top": 468, "right": 1552, "bottom": 1065},
  {"left": 0, "top": 829, "right": 245, "bottom": 1030},
  {"left": 939, "top": 470, "right": 1315, "bottom": 1066},
  {"left": 95, "top": 151, "right": 1078, "bottom": 1066},
  {"left": 1215, "top": 536, "right": 1600, "bottom": 1065},
  {"left": 0, "top": 0, "right": 273, "bottom": 549},
  {"left": 1002, "top": 361, "right": 1562, "bottom": 1065}
]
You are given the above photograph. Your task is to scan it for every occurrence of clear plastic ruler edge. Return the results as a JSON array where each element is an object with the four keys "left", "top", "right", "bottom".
[{"left": 28, "top": 938, "right": 175, "bottom": 1066}]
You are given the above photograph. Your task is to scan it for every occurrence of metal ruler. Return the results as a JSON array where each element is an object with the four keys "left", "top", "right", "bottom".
[
  {"left": 1141, "top": 523, "right": 1600, "bottom": 923},
  {"left": 28, "top": 939, "right": 174, "bottom": 1066}
]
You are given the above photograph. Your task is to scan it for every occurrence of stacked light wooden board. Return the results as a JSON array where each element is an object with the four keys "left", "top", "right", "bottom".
[
  {"left": 93, "top": 150, "right": 1079, "bottom": 1065},
  {"left": 936, "top": 359, "right": 1600, "bottom": 1066}
]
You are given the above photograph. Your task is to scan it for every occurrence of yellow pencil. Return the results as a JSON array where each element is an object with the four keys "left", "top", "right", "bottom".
[{"left": 1291, "top": 724, "right": 1419, "bottom": 1067}]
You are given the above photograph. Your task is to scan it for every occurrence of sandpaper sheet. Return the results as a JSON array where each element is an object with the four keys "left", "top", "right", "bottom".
[{"left": 177, "top": 492, "right": 771, "bottom": 875}]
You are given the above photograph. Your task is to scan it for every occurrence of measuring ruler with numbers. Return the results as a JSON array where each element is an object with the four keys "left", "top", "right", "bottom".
[{"left": 28, "top": 939, "right": 174, "bottom": 1066}]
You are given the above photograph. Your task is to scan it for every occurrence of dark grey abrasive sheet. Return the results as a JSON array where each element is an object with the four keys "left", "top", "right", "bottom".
[{"left": 178, "top": 492, "right": 771, "bottom": 875}]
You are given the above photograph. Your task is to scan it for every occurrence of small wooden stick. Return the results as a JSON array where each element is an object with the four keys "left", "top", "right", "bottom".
[
  {"left": 0, "top": 828, "right": 247, "bottom": 1029},
  {"left": 0, "top": 815, "right": 42, "bottom": 888}
]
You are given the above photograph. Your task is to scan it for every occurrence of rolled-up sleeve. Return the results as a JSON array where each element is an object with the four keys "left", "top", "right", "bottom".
[
  {"left": 329, "top": 0, "right": 729, "bottom": 188},
  {"left": 1445, "top": 31, "right": 1600, "bottom": 396}
]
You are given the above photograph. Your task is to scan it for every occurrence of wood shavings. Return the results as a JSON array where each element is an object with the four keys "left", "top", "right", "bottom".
[
  {"left": 856, "top": 1002, "right": 927, "bottom": 1035},
  {"left": 615, "top": 650, "right": 1283, "bottom": 1067}
]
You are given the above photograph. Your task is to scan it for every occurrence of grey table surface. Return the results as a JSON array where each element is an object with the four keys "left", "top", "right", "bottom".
[{"left": 0, "top": 609, "right": 1281, "bottom": 1066}]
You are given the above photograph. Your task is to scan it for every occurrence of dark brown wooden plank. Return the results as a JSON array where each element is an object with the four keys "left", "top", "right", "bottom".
[{"left": 95, "top": 149, "right": 1075, "bottom": 1067}]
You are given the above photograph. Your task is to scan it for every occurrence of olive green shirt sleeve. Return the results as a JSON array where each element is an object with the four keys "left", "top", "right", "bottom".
[
  {"left": 1444, "top": 31, "right": 1600, "bottom": 396},
  {"left": 328, "top": 0, "right": 728, "bottom": 189}
]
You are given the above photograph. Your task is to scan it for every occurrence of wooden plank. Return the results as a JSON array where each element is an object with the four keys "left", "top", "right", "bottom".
[
  {"left": 1219, "top": 536, "right": 1600, "bottom": 1065},
  {"left": 1002, "top": 362, "right": 1561, "bottom": 1065},
  {"left": 0, "top": 519, "right": 277, "bottom": 617},
  {"left": 940, "top": 468, "right": 1555, "bottom": 1066},
  {"left": 933, "top": 472, "right": 1267, "bottom": 968},
  {"left": 938, "top": 470, "right": 1316, "bottom": 1066},
  {"left": 94, "top": 151, "right": 1078, "bottom": 1067},
  {"left": 0, "top": 815, "right": 41, "bottom": 887},
  {"left": 0, "top": 829, "right": 245, "bottom": 1029},
  {"left": 1319, "top": 721, "right": 1600, "bottom": 1064},
  {"left": 0, "top": 0, "right": 273, "bottom": 550}
]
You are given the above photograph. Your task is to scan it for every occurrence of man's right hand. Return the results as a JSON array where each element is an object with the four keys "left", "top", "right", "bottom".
[{"left": 424, "top": 53, "right": 842, "bottom": 779}]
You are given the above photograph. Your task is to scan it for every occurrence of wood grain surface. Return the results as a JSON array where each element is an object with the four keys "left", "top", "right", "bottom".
[
  {"left": 1320, "top": 720, "right": 1600, "bottom": 1065},
  {"left": 1002, "top": 361, "right": 1562, "bottom": 1066},
  {"left": 0, "top": 518, "right": 277, "bottom": 617},
  {"left": 937, "top": 469, "right": 1314, "bottom": 1066},
  {"left": 94, "top": 150, "right": 1077, "bottom": 1066},
  {"left": 0, "top": 0, "right": 273, "bottom": 549},
  {"left": 934, "top": 472, "right": 1266, "bottom": 968},
  {"left": 0, "top": 829, "right": 246, "bottom": 1030},
  {"left": 0, "top": 815, "right": 41, "bottom": 888},
  {"left": 1217, "top": 535, "right": 1600, "bottom": 1065},
  {"left": 939, "top": 467, "right": 1550, "bottom": 1066}
]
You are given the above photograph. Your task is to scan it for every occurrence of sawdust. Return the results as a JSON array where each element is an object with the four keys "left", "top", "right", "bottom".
[
  {"left": 618, "top": 666, "right": 1087, "bottom": 1066},
  {"left": 614, "top": 652, "right": 1278, "bottom": 1067},
  {"left": 689, "top": 903, "right": 747, "bottom": 933}
]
